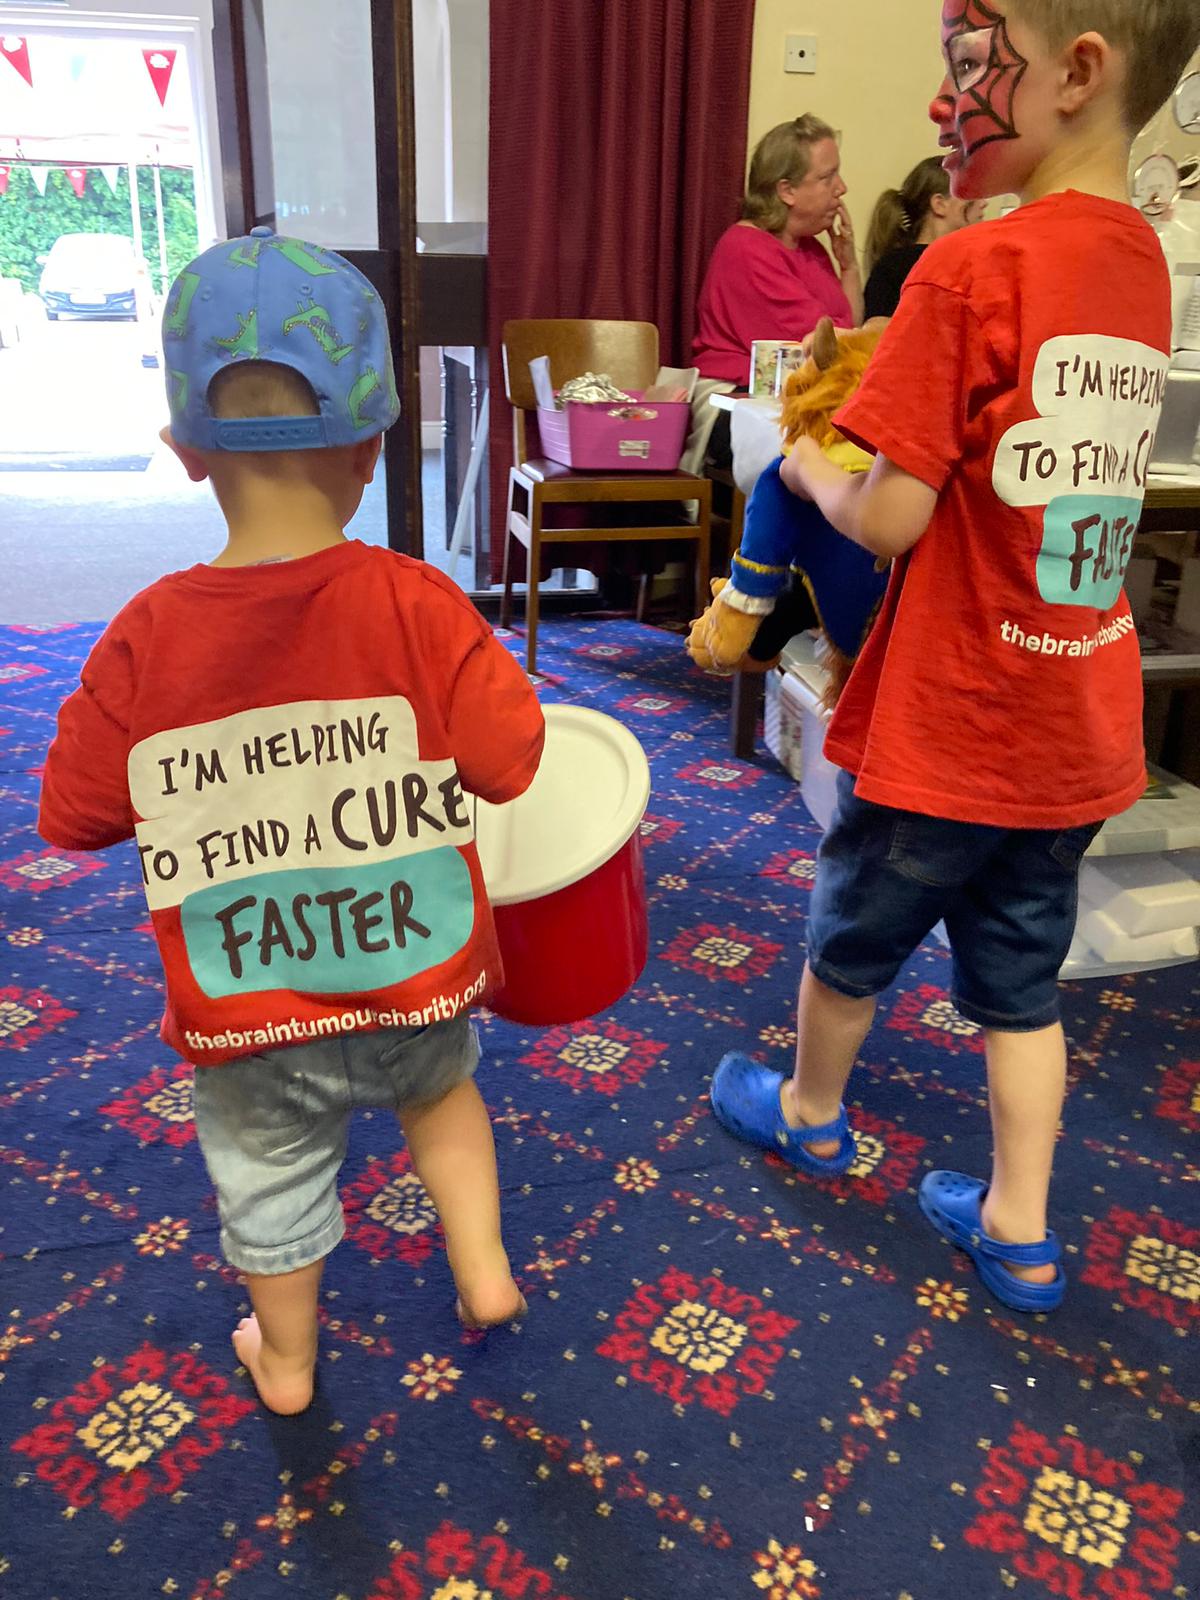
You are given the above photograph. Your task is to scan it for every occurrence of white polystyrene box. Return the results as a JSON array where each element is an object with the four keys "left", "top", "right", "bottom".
[
  {"left": 1074, "top": 905, "right": 1200, "bottom": 966},
  {"left": 1089, "top": 767, "right": 1200, "bottom": 856},
  {"left": 1077, "top": 850, "right": 1200, "bottom": 938}
]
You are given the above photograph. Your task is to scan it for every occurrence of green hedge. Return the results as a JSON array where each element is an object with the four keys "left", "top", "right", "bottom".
[{"left": 0, "top": 163, "right": 198, "bottom": 297}]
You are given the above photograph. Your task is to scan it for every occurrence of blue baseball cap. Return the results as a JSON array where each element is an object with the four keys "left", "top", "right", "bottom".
[{"left": 161, "top": 226, "right": 400, "bottom": 451}]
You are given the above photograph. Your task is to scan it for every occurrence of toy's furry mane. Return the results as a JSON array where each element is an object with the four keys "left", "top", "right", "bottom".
[{"left": 780, "top": 327, "right": 881, "bottom": 453}]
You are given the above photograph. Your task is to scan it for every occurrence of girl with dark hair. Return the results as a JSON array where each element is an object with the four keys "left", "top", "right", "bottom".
[{"left": 863, "top": 156, "right": 984, "bottom": 320}]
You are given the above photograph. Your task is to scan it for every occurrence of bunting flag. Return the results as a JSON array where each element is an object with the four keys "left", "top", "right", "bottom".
[
  {"left": 1, "top": 34, "right": 32, "bottom": 86},
  {"left": 97, "top": 165, "right": 122, "bottom": 195},
  {"left": 29, "top": 165, "right": 50, "bottom": 197},
  {"left": 142, "top": 47, "right": 177, "bottom": 107},
  {"left": 64, "top": 165, "right": 88, "bottom": 199},
  {"left": 0, "top": 164, "right": 9, "bottom": 198}
]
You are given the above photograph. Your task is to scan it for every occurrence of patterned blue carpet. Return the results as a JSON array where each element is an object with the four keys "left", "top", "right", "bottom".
[{"left": 0, "top": 617, "right": 1197, "bottom": 1600}]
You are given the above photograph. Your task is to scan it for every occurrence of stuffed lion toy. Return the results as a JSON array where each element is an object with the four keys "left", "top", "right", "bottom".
[{"left": 688, "top": 317, "right": 889, "bottom": 706}]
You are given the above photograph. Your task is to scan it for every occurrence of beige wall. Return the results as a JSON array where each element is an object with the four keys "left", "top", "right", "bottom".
[
  {"left": 748, "top": 18, "right": 1200, "bottom": 246},
  {"left": 747, "top": 0, "right": 948, "bottom": 245}
]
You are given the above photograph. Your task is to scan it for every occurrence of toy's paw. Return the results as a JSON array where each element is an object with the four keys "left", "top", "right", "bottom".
[{"left": 687, "top": 592, "right": 761, "bottom": 675}]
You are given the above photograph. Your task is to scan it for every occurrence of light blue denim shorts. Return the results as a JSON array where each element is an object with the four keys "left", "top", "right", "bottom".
[{"left": 191, "top": 1018, "right": 479, "bottom": 1276}]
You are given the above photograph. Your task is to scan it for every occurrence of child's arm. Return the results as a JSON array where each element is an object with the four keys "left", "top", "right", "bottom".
[
  {"left": 780, "top": 437, "right": 937, "bottom": 561},
  {"left": 39, "top": 674, "right": 135, "bottom": 850},
  {"left": 448, "top": 627, "right": 545, "bottom": 804}
]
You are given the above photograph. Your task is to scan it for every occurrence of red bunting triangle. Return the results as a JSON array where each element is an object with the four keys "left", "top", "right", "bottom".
[
  {"left": 1, "top": 35, "right": 33, "bottom": 87},
  {"left": 0, "top": 165, "right": 10, "bottom": 198},
  {"left": 142, "top": 47, "right": 177, "bottom": 107},
  {"left": 64, "top": 165, "right": 88, "bottom": 199}
]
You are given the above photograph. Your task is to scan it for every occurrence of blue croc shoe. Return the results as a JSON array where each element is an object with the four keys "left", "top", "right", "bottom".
[
  {"left": 919, "top": 1170, "right": 1065, "bottom": 1313},
  {"left": 710, "top": 1052, "right": 857, "bottom": 1177}
]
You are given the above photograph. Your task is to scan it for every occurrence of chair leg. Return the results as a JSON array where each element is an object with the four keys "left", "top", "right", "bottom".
[
  {"left": 730, "top": 670, "right": 762, "bottom": 760},
  {"left": 526, "top": 497, "right": 542, "bottom": 677},
  {"left": 635, "top": 572, "right": 651, "bottom": 624},
  {"left": 694, "top": 487, "right": 712, "bottom": 617},
  {"left": 500, "top": 476, "right": 518, "bottom": 630}
]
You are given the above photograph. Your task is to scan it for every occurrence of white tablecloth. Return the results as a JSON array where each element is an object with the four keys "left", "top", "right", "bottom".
[{"left": 728, "top": 397, "right": 783, "bottom": 498}]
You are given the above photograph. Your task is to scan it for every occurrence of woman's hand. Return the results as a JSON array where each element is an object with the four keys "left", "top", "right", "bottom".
[{"left": 827, "top": 202, "right": 858, "bottom": 274}]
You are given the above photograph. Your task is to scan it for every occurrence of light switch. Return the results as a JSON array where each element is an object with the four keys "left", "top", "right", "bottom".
[{"left": 785, "top": 34, "right": 818, "bottom": 74}]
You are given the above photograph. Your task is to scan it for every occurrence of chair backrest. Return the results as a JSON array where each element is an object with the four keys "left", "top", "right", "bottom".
[{"left": 502, "top": 319, "right": 660, "bottom": 411}]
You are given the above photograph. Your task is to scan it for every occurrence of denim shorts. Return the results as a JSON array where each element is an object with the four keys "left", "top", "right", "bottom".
[
  {"left": 807, "top": 771, "right": 1101, "bottom": 1031},
  {"left": 191, "top": 1017, "right": 479, "bottom": 1276}
]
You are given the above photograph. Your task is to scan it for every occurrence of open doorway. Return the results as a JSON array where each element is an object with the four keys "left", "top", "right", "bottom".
[{"left": 0, "top": 6, "right": 225, "bottom": 623}]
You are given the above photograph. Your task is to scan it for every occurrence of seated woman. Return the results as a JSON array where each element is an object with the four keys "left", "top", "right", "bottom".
[
  {"left": 863, "top": 156, "right": 984, "bottom": 320},
  {"left": 694, "top": 116, "right": 861, "bottom": 387}
]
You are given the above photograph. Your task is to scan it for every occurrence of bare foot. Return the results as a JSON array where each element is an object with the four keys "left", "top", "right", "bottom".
[
  {"left": 231, "top": 1314, "right": 315, "bottom": 1415},
  {"left": 980, "top": 1203, "right": 1059, "bottom": 1288},
  {"left": 457, "top": 1288, "right": 528, "bottom": 1330},
  {"left": 780, "top": 1080, "right": 843, "bottom": 1162}
]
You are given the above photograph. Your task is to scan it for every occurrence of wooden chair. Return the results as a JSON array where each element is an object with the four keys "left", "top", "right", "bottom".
[{"left": 500, "top": 318, "right": 712, "bottom": 675}]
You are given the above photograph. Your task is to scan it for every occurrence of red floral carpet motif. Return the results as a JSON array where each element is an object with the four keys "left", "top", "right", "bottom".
[
  {"left": 761, "top": 848, "right": 818, "bottom": 888},
  {"left": 342, "top": 1151, "right": 441, "bottom": 1264},
  {"left": 675, "top": 759, "right": 762, "bottom": 791},
  {"left": 0, "top": 984, "right": 77, "bottom": 1050},
  {"left": 638, "top": 813, "right": 683, "bottom": 845},
  {"left": 662, "top": 923, "right": 782, "bottom": 986},
  {"left": 964, "top": 1421, "right": 1184, "bottom": 1600},
  {"left": 616, "top": 692, "right": 689, "bottom": 717},
  {"left": 1153, "top": 1057, "right": 1199, "bottom": 1133},
  {"left": 12, "top": 1344, "right": 253, "bottom": 1521},
  {"left": 100, "top": 1062, "right": 196, "bottom": 1147},
  {"left": 769, "top": 1109, "right": 926, "bottom": 1206},
  {"left": 0, "top": 848, "right": 105, "bottom": 894},
  {"left": 520, "top": 1020, "right": 668, "bottom": 1096},
  {"left": 1080, "top": 1207, "right": 1200, "bottom": 1330},
  {"left": 597, "top": 1267, "right": 797, "bottom": 1417},
  {"left": 885, "top": 984, "right": 986, "bottom": 1053},
  {"left": 367, "top": 1520, "right": 576, "bottom": 1600}
]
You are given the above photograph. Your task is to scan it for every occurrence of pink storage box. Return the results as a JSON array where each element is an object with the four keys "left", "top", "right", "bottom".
[{"left": 536, "top": 392, "right": 690, "bottom": 471}]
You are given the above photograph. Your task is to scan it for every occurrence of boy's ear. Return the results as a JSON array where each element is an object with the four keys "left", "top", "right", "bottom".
[
  {"left": 1059, "top": 32, "right": 1110, "bottom": 117},
  {"left": 352, "top": 434, "right": 384, "bottom": 484},
  {"left": 159, "top": 426, "right": 211, "bottom": 483}
]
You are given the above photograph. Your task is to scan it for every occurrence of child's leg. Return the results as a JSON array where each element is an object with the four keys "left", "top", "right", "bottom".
[
  {"left": 783, "top": 964, "right": 876, "bottom": 1157},
  {"left": 233, "top": 1259, "right": 325, "bottom": 1415},
  {"left": 399, "top": 1079, "right": 524, "bottom": 1326},
  {"left": 980, "top": 1023, "right": 1066, "bottom": 1285}
]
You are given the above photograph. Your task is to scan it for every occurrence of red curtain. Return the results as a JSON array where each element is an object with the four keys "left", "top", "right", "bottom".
[{"left": 486, "top": 0, "right": 756, "bottom": 579}]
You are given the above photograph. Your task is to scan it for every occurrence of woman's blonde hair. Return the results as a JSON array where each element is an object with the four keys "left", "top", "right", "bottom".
[
  {"left": 742, "top": 116, "right": 838, "bottom": 236},
  {"left": 863, "top": 157, "right": 950, "bottom": 274}
]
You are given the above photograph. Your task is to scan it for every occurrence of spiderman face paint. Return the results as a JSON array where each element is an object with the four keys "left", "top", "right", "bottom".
[{"left": 933, "top": 0, "right": 1030, "bottom": 195}]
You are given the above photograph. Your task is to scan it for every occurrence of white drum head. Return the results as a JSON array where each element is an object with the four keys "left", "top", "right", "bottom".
[{"left": 475, "top": 705, "right": 650, "bottom": 906}]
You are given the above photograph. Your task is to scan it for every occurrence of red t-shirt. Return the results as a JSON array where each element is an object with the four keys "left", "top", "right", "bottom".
[
  {"left": 829, "top": 191, "right": 1171, "bottom": 829},
  {"left": 693, "top": 222, "right": 853, "bottom": 384},
  {"left": 38, "top": 542, "right": 545, "bottom": 1065}
]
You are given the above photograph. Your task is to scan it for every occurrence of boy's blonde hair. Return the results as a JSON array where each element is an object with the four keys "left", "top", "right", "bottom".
[
  {"left": 207, "top": 360, "right": 320, "bottom": 422},
  {"left": 1007, "top": 1, "right": 1200, "bottom": 131}
]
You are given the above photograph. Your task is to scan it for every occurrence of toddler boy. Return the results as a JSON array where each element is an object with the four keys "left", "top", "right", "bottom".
[{"left": 39, "top": 230, "right": 544, "bottom": 1409}]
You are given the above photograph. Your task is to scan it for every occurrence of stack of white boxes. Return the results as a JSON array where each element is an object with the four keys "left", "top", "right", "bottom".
[{"left": 764, "top": 636, "right": 1200, "bottom": 980}]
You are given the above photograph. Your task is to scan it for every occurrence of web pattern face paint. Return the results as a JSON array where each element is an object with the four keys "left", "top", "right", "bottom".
[{"left": 942, "top": 0, "right": 1028, "bottom": 157}]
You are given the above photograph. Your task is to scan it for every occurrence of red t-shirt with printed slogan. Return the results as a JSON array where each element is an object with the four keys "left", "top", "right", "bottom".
[
  {"left": 829, "top": 191, "right": 1171, "bottom": 829},
  {"left": 38, "top": 542, "right": 545, "bottom": 1066}
]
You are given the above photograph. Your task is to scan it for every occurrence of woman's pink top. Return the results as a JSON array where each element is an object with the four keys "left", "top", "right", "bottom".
[{"left": 692, "top": 222, "right": 853, "bottom": 384}]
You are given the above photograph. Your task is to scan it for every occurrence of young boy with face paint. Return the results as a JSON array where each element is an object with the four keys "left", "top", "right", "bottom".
[{"left": 709, "top": 0, "right": 1200, "bottom": 1312}]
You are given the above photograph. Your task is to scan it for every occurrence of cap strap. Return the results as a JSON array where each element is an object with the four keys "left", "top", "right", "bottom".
[{"left": 211, "top": 416, "right": 329, "bottom": 451}]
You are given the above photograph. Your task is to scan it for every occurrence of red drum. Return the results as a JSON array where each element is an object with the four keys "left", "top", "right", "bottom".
[{"left": 475, "top": 706, "right": 651, "bottom": 1026}]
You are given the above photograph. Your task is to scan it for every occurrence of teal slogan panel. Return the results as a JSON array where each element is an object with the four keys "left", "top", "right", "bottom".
[
  {"left": 1036, "top": 495, "right": 1142, "bottom": 610},
  {"left": 181, "top": 849, "right": 474, "bottom": 999}
]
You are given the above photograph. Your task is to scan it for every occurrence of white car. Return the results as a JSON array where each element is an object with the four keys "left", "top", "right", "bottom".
[{"left": 39, "top": 232, "right": 146, "bottom": 321}]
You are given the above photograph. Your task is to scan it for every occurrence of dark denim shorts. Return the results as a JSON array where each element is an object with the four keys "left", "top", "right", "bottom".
[{"left": 807, "top": 771, "right": 1101, "bottom": 1031}]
